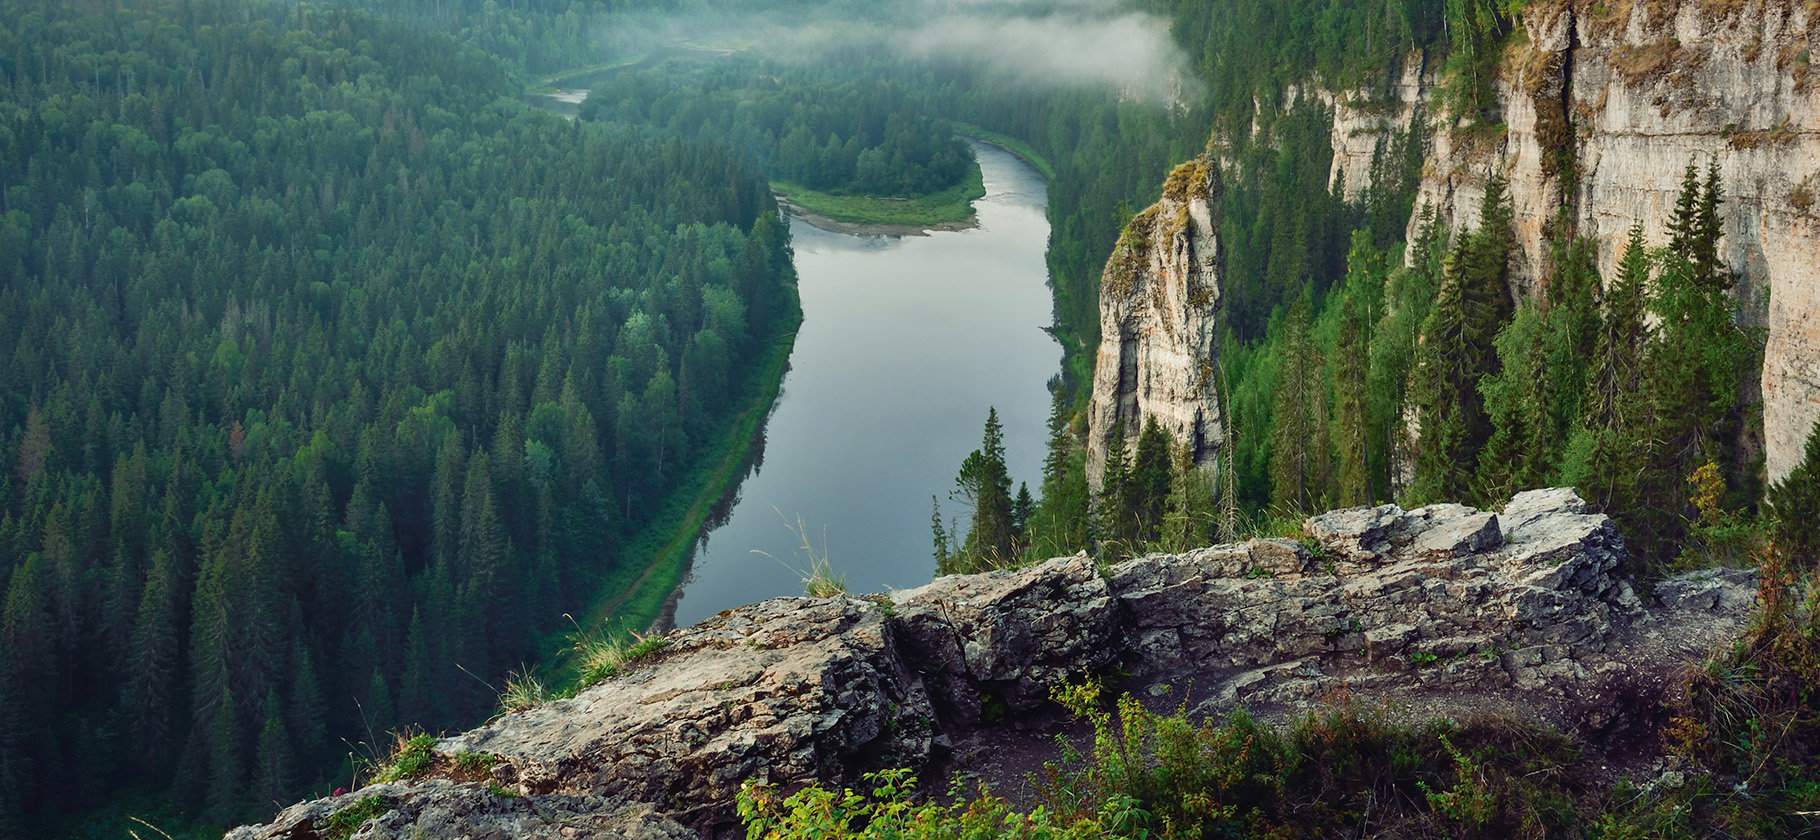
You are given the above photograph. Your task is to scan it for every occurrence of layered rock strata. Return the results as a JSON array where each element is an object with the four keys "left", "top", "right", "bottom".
[
  {"left": 229, "top": 489, "right": 1755, "bottom": 840},
  {"left": 1371, "top": 0, "right": 1820, "bottom": 479},
  {"left": 1085, "top": 157, "right": 1225, "bottom": 490}
]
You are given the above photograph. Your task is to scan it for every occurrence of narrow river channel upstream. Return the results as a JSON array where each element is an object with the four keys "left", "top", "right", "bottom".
[{"left": 665, "top": 140, "right": 1058, "bottom": 627}]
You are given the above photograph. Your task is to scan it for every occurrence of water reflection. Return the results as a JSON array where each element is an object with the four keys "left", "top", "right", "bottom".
[{"left": 665, "top": 140, "right": 1057, "bottom": 627}]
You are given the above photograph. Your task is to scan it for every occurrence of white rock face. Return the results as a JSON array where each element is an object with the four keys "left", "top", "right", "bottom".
[
  {"left": 1392, "top": 0, "right": 1820, "bottom": 481},
  {"left": 1085, "top": 157, "right": 1225, "bottom": 489}
]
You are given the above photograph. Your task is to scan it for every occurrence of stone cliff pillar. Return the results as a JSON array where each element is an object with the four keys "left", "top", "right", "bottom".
[{"left": 1085, "top": 157, "right": 1225, "bottom": 491}]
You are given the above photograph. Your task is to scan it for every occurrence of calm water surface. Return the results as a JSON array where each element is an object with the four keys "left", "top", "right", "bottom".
[{"left": 667, "top": 141, "right": 1057, "bottom": 626}]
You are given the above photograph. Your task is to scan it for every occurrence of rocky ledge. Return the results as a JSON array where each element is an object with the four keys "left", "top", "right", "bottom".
[{"left": 229, "top": 489, "right": 1757, "bottom": 840}]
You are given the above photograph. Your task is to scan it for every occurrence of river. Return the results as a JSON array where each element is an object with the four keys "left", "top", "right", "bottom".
[{"left": 665, "top": 140, "right": 1058, "bottom": 627}]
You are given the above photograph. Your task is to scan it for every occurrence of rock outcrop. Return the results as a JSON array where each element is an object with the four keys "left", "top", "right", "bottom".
[
  {"left": 230, "top": 489, "right": 1756, "bottom": 840},
  {"left": 1084, "top": 156, "right": 1224, "bottom": 490},
  {"left": 1319, "top": 0, "right": 1820, "bottom": 480}
]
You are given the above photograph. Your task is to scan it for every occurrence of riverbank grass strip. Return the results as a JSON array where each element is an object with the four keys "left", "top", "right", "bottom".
[
  {"left": 772, "top": 162, "right": 983, "bottom": 227},
  {"left": 952, "top": 123, "right": 1056, "bottom": 181},
  {"left": 564, "top": 294, "right": 801, "bottom": 677}
]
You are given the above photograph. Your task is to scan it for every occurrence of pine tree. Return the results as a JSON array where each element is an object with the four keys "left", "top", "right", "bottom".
[
  {"left": 1127, "top": 417, "right": 1174, "bottom": 545},
  {"left": 251, "top": 694, "right": 293, "bottom": 810},
  {"left": 288, "top": 643, "right": 327, "bottom": 769},
  {"left": 1270, "top": 291, "right": 1326, "bottom": 513},
  {"left": 1768, "top": 419, "right": 1820, "bottom": 564},
  {"left": 203, "top": 686, "right": 243, "bottom": 827},
  {"left": 1099, "top": 427, "right": 1132, "bottom": 550},
  {"left": 1567, "top": 223, "right": 1651, "bottom": 512},
  {"left": 1333, "top": 289, "right": 1375, "bottom": 506},
  {"left": 1025, "top": 387, "right": 1090, "bottom": 559},
  {"left": 1161, "top": 442, "right": 1217, "bottom": 552},
  {"left": 122, "top": 550, "right": 179, "bottom": 768},
  {"left": 949, "top": 408, "right": 1015, "bottom": 570},
  {"left": 1411, "top": 245, "right": 1475, "bottom": 504}
]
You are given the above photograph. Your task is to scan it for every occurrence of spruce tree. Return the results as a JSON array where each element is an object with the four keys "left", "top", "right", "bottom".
[
  {"left": 1270, "top": 291, "right": 1327, "bottom": 513},
  {"left": 1768, "top": 419, "right": 1820, "bottom": 564},
  {"left": 251, "top": 694, "right": 294, "bottom": 810},
  {"left": 948, "top": 408, "right": 1015, "bottom": 571},
  {"left": 1161, "top": 442, "right": 1217, "bottom": 552},
  {"left": 1025, "top": 387, "right": 1089, "bottom": 559},
  {"left": 1568, "top": 223, "right": 1651, "bottom": 512},
  {"left": 1411, "top": 243, "right": 1475, "bottom": 504},
  {"left": 1333, "top": 290, "right": 1375, "bottom": 506},
  {"left": 1127, "top": 417, "right": 1175, "bottom": 545},
  {"left": 1099, "top": 427, "right": 1133, "bottom": 550},
  {"left": 204, "top": 687, "right": 243, "bottom": 827}
]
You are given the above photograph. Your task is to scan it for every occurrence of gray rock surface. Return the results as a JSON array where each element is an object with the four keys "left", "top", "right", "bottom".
[
  {"left": 229, "top": 489, "right": 1755, "bottom": 840},
  {"left": 1084, "top": 157, "right": 1224, "bottom": 490}
]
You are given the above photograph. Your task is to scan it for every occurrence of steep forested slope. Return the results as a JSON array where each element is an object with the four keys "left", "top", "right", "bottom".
[{"left": 0, "top": 0, "right": 793, "bottom": 831}]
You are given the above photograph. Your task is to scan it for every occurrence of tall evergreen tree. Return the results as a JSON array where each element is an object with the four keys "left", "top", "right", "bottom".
[
  {"left": 1126, "top": 417, "right": 1175, "bottom": 546},
  {"left": 944, "top": 408, "right": 1016, "bottom": 572},
  {"left": 1768, "top": 420, "right": 1820, "bottom": 564},
  {"left": 1566, "top": 223, "right": 1651, "bottom": 513},
  {"left": 1270, "top": 291, "right": 1327, "bottom": 513}
]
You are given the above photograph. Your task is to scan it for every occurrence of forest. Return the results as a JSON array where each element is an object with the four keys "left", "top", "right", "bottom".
[
  {"left": 0, "top": 0, "right": 797, "bottom": 831},
  {"left": 578, "top": 54, "right": 975, "bottom": 201},
  {"left": 7, "top": 0, "right": 1820, "bottom": 834}
]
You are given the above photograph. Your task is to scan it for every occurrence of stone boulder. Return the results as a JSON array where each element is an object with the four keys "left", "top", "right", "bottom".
[{"left": 229, "top": 489, "right": 1755, "bottom": 840}]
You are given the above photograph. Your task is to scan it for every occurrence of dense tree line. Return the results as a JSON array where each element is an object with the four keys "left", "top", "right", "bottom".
[
  {"left": 578, "top": 54, "right": 974, "bottom": 198},
  {"left": 933, "top": 0, "right": 1785, "bottom": 575},
  {"left": 0, "top": 0, "right": 794, "bottom": 831}
]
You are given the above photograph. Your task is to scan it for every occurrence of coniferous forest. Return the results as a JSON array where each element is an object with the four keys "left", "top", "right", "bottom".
[
  {"left": 6, "top": 0, "right": 1820, "bottom": 835},
  {"left": 0, "top": 0, "right": 795, "bottom": 830}
]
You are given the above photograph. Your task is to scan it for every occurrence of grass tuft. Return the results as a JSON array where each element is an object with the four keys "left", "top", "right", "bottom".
[
  {"left": 753, "top": 509, "right": 847, "bottom": 598},
  {"left": 371, "top": 730, "right": 437, "bottom": 784},
  {"left": 497, "top": 671, "right": 551, "bottom": 715}
]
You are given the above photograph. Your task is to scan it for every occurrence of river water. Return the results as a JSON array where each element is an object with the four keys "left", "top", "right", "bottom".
[{"left": 665, "top": 140, "right": 1058, "bottom": 627}]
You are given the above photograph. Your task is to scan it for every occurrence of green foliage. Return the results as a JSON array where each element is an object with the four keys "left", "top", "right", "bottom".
[
  {"left": 322, "top": 796, "right": 390, "bottom": 840},
  {"left": 1768, "top": 419, "right": 1820, "bottom": 564},
  {"left": 939, "top": 409, "right": 1021, "bottom": 574},
  {"left": 737, "top": 768, "right": 1113, "bottom": 840},
  {"left": 582, "top": 54, "right": 976, "bottom": 200},
  {"left": 451, "top": 751, "right": 499, "bottom": 781},
  {"left": 0, "top": 0, "right": 802, "bottom": 824},
  {"left": 1038, "top": 678, "right": 1587, "bottom": 838},
  {"left": 372, "top": 732, "right": 437, "bottom": 784}
]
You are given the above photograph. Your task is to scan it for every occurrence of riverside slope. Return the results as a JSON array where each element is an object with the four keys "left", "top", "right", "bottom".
[{"left": 229, "top": 488, "right": 1755, "bottom": 839}]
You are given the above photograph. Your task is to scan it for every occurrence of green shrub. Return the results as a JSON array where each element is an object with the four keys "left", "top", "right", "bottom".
[
  {"left": 372, "top": 732, "right": 437, "bottom": 783},
  {"left": 322, "top": 796, "right": 390, "bottom": 840}
]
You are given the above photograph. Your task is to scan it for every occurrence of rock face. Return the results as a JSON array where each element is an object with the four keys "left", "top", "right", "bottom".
[
  {"left": 229, "top": 489, "right": 1755, "bottom": 840},
  {"left": 1085, "top": 156, "right": 1224, "bottom": 490},
  {"left": 1327, "top": 0, "right": 1820, "bottom": 480}
]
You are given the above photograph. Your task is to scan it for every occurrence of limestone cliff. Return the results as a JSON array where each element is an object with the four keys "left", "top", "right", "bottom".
[
  {"left": 1311, "top": 0, "right": 1820, "bottom": 481},
  {"left": 228, "top": 489, "right": 1753, "bottom": 840},
  {"left": 1085, "top": 157, "right": 1224, "bottom": 490}
]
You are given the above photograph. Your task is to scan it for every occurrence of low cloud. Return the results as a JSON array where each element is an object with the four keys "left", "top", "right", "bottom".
[{"left": 894, "top": 11, "right": 1194, "bottom": 103}]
